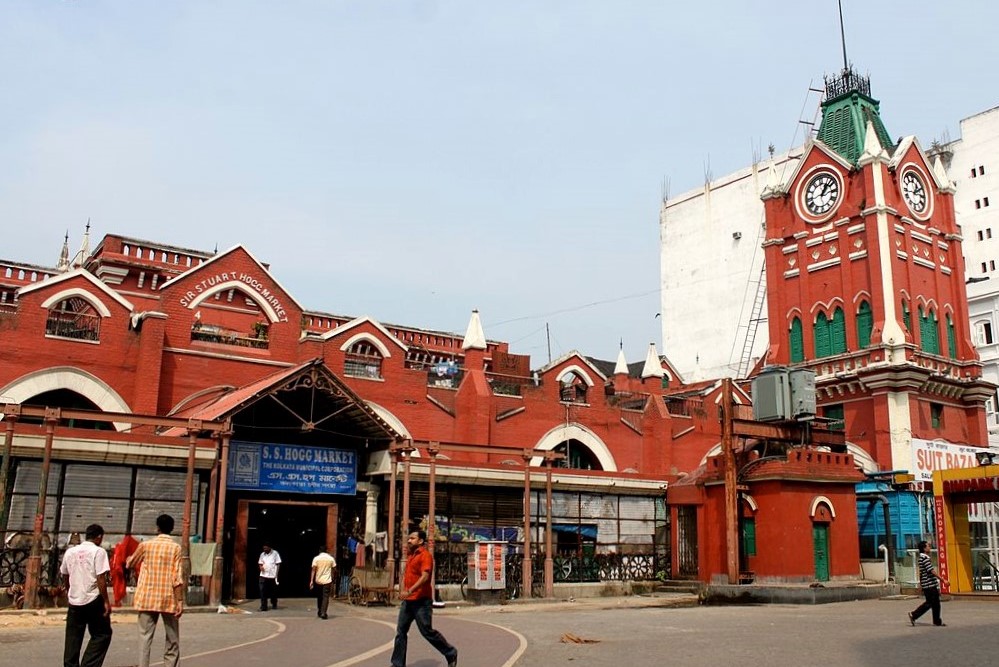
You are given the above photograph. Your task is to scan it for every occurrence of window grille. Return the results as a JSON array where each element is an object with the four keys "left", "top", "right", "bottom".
[
  {"left": 344, "top": 341, "right": 383, "bottom": 379},
  {"left": 46, "top": 297, "right": 101, "bottom": 341}
]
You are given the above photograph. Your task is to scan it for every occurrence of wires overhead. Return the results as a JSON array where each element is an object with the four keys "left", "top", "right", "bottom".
[{"left": 491, "top": 288, "right": 661, "bottom": 328}]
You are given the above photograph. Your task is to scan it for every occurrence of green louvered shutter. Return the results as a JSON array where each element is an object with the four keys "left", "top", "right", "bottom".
[
  {"left": 902, "top": 301, "right": 911, "bottom": 334},
  {"left": 920, "top": 308, "right": 940, "bottom": 355},
  {"left": 790, "top": 317, "right": 805, "bottom": 363},
  {"left": 824, "top": 404, "right": 845, "bottom": 431},
  {"left": 947, "top": 314, "right": 957, "bottom": 358},
  {"left": 742, "top": 518, "right": 757, "bottom": 557},
  {"left": 815, "top": 313, "right": 831, "bottom": 358},
  {"left": 856, "top": 301, "right": 873, "bottom": 349},
  {"left": 831, "top": 307, "right": 847, "bottom": 354}
]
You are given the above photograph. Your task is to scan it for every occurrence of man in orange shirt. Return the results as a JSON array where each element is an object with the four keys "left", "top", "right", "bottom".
[
  {"left": 127, "top": 514, "right": 184, "bottom": 667},
  {"left": 391, "top": 530, "right": 457, "bottom": 667}
]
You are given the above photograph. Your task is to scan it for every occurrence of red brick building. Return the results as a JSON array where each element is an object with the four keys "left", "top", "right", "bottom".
[
  {"left": 1, "top": 230, "right": 733, "bottom": 600},
  {"left": 664, "top": 70, "right": 992, "bottom": 587}
]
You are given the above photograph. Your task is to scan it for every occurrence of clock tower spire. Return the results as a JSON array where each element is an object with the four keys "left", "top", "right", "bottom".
[{"left": 760, "top": 71, "right": 992, "bottom": 472}]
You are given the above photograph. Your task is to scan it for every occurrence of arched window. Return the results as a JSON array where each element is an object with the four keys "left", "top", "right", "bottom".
[
  {"left": 947, "top": 314, "right": 957, "bottom": 358},
  {"left": 830, "top": 307, "right": 847, "bottom": 354},
  {"left": 46, "top": 297, "right": 101, "bottom": 341},
  {"left": 919, "top": 307, "right": 940, "bottom": 355},
  {"left": 790, "top": 317, "right": 805, "bottom": 362},
  {"left": 559, "top": 372, "right": 588, "bottom": 404},
  {"left": 344, "top": 340, "right": 383, "bottom": 379},
  {"left": 22, "top": 389, "right": 111, "bottom": 430},
  {"left": 901, "top": 300, "right": 911, "bottom": 334},
  {"left": 814, "top": 308, "right": 847, "bottom": 358},
  {"left": 856, "top": 301, "right": 873, "bottom": 349},
  {"left": 553, "top": 439, "right": 601, "bottom": 470},
  {"left": 814, "top": 312, "right": 831, "bottom": 358}
]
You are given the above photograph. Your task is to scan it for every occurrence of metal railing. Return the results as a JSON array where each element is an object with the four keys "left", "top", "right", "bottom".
[
  {"left": 974, "top": 551, "right": 999, "bottom": 592},
  {"left": 46, "top": 312, "right": 101, "bottom": 341},
  {"left": 433, "top": 542, "right": 664, "bottom": 598},
  {"left": 485, "top": 372, "right": 540, "bottom": 397},
  {"left": 1, "top": 546, "right": 66, "bottom": 588},
  {"left": 191, "top": 326, "right": 269, "bottom": 349},
  {"left": 426, "top": 368, "right": 464, "bottom": 389}
]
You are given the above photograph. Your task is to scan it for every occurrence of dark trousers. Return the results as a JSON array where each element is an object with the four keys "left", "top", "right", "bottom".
[
  {"left": 64, "top": 597, "right": 112, "bottom": 667},
  {"left": 315, "top": 582, "right": 332, "bottom": 617},
  {"left": 391, "top": 597, "right": 456, "bottom": 667},
  {"left": 911, "top": 586, "right": 942, "bottom": 625},
  {"left": 259, "top": 577, "right": 278, "bottom": 610}
]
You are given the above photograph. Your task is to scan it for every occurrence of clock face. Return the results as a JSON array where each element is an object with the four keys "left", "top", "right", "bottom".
[
  {"left": 902, "top": 170, "right": 928, "bottom": 214},
  {"left": 804, "top": 172, "right": 841, "bottom": 216}
]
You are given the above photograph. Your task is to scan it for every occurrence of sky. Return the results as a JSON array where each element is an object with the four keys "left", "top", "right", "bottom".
[{"left": 2, "top": 1, "right": 998, "bottom": 367}]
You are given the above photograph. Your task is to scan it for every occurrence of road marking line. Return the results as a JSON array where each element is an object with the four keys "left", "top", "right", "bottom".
[
  {"left": 178, "top": 620, "right": 285, "bottom": 662},
  {"left": 323, "top": 615, "right": 528, "bottom": 667},
  {"left": 325, "top": 618, "right": 396, "bottom": 667},
  {"left": 471, "top": 619, "right": 528, "bottom": 667}
]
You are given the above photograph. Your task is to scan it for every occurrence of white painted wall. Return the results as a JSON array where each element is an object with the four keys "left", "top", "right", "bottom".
[
  {"left": 941, "top": 105, "right": 999, "bottom": 446},
  {"left": 660, "top": 153, "right": 798, "bottom": 381}
]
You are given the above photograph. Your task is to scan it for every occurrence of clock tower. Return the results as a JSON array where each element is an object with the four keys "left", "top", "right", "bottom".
[{"left": 761, "top": 68, "right": 993, "bottom": 471}]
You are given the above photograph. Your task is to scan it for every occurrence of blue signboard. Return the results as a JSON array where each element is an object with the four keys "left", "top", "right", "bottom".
[{"left": 227, "top": 440, "right": 357, "bottom": 495}]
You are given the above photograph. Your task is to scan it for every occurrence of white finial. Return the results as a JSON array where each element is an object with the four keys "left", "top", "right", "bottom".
[
  {"left": 858, "top": 120, "right": 888, "bottom": 165},
  {"left": 461, "top": 309, "right": 486, "bottom": 351},
  {"left": 641, "top": 342, "right": 664, "bottom": 379},
  {"left": 71, "top": 218, "right": 91, "bottom": 268},
  {"left": 761, "top": 151, "right": 784, "bottom": 200},
  {"left": 614, "top": 346, "right": 628, "bottom": 375},
  {"left": 57, "top": 231, "right": 70, "bottom": 272},
  {"left": 933, "top": 155, "right": 956, "bottom": 193}
]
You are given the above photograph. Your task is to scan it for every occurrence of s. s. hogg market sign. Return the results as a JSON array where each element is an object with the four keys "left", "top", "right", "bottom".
[
  {"left": 910, "top": 438, "right": 984, "bottom": 483},
  {"left": 227, "top": 441, "right": 357, "bottom": 495}
]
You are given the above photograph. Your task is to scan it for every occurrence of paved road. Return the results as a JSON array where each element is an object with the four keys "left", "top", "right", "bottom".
[{"left": 3, "top": 595, "right": 998, "bottom": 667}]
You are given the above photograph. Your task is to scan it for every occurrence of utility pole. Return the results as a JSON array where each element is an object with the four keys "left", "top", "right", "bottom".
[{"left": 721, "top": 378, "right": 739, "bottom": 585}]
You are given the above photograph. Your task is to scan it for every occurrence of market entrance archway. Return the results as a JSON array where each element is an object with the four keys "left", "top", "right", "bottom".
[
  {"left": 932, "top": 462, "right": 999, "bottom": 594},
  {"left": 233, "top": 499, "right": 337, "bottom": 601}
]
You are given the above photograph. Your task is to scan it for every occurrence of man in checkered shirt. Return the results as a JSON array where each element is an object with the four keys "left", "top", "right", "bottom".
[{"left": 127, "top": 514, "right": 184, "bottom": 667}]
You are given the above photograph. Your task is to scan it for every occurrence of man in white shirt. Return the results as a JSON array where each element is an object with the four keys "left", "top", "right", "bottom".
[
  {"left": 258, "top": 543, "right": 281, "bottom": 611},
  {"left": 309, "top": 546, "right": 337, "bottom": 619},
  {"left": 61, "top": 523, "right": 113, "bottom": 667}
]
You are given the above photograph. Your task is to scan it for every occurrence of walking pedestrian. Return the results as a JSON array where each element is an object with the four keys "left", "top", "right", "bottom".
[
  {"left": 309, "top": 545, "right": 336, "bottom": 619},
  {"left": 908, "top": 540, "right": 949, "bottom": 627},
  {"left": 61, "top": 523, "right": 113, "bottom": 667},
  {"left": 126, "top": 514, "right": 184, "bottom": 667},
  {"left": 258, "top": 543, "right": 281, "bottom": 611},
  {"left": 391, "top": 530, "right": 457, "bottom": 667}
]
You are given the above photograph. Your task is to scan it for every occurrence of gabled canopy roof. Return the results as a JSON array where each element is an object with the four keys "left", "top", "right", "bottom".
[{"left": 161, "top": 358, "right": 403, "bottom": 442}]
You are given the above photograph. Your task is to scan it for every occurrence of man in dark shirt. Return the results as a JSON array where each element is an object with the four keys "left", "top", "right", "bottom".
[
  {"left": 390, "top": 530, "right": 457, "bottom": 667},
  {"left": 909, "top": 540, "right": 948, "bottom": 627}
]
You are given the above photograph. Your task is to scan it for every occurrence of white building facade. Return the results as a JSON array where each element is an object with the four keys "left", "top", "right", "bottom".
[{"left": 933, "top": 105, "right": 999, "bottom": 444}]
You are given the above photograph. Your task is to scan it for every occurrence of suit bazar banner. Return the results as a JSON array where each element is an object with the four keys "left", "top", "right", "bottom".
[
  {"left": 910, "top": 438, "right": 982, "bottom": 483},
  {"left": 227, "top": 440, "right": 357, "bottom": 495}
]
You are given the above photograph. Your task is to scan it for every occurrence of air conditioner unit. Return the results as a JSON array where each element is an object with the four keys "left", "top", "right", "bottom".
[{"left": 732, "top": 231, "right": 742, "bottom": 240}]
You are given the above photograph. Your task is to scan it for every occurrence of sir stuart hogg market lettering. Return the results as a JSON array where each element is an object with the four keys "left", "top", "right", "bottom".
[
  {"left": 178, "top": 272, "right": 288, "bottom": 322},
  {"left": 262, "top": 446, "right": 354, "bottom": 464}
]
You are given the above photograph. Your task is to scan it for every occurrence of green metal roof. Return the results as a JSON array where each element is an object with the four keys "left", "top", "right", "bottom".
[{"left": 815, "top": 70, "right": 894, "bottom": 165}]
